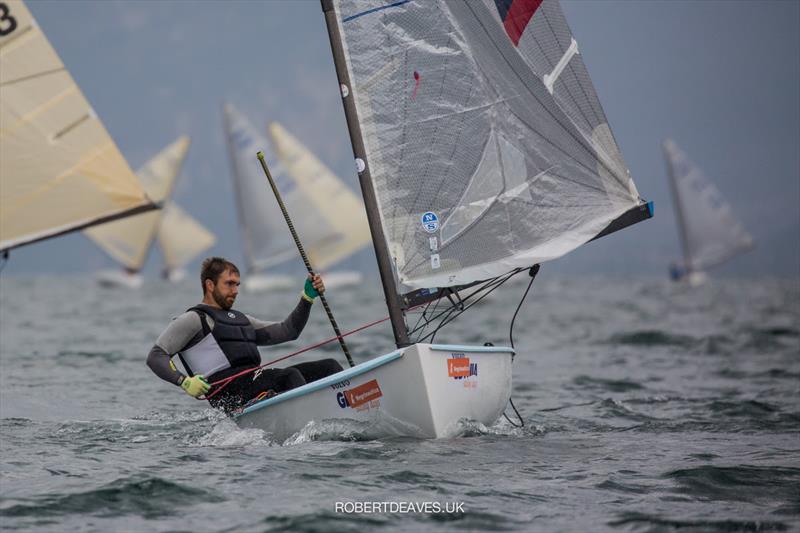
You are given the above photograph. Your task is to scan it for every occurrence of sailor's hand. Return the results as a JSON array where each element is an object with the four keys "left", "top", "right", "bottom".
[
  {"left": 302, "top": 274, "right": 324, "bottom": 303},
  {"left": 180, "top": 375, "right": 210, "bottom": 398}
]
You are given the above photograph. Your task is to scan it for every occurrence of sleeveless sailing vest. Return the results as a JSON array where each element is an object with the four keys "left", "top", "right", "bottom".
[{"left": 178, "top": 305, "right": 261, "bottom": 378}]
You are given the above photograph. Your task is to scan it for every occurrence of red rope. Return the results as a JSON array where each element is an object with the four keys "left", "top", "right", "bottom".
[{"left": 202, "top": 312, "right": 394, "bottom": 400}]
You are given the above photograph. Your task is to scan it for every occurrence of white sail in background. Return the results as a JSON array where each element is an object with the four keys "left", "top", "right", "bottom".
[
  {"left": 268, "top": 122, "right": 370, "bottom": 271},
  {"left": 157, "top": 201, "right": 216, "bottom": 277},
  {"left": 0, "top": 0, "right": 153, "bottom": 252},
  {"left": 331, "top": 0, "right": 645, "bottom": 290},
  {"left": 222, "top": 104, "right": 332, "bottom": 273},
  {"left": 84, "top": 136, "right": 190, "bottom": 271},
  {"left": 663, "top": 139, "right": 753, "bottom": 273},
  {"left": 223, "top": 103, "right": 303, "bottom": 272}
]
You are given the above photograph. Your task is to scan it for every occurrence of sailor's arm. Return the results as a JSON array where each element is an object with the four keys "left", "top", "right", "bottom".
[
  {"left": 146, "top": 312, "right": 203, "bottom": 386},
  {"left": 248, "top": 298, "right": 312, "bottom": 345},
  {"left": 249, "top": 274, "right": 325, "bottom": 345}
]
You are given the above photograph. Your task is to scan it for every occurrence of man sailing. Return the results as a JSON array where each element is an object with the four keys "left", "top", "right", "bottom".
[{"left": 147, "top": 256, "right": 343, "bottom": 412}]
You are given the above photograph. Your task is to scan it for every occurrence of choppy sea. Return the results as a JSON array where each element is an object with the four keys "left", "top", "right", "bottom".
[{"left": 0, "top": 273, "right": 798, "bottom": 532}]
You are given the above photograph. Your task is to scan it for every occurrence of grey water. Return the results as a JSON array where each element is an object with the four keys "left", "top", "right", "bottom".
[{"left": 1, "top": 274, "right": 798, "bottom": 532}]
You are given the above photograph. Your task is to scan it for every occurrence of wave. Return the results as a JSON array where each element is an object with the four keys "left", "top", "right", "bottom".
[
  {"left": 609, "top": 512, "right": 789, "bottom": 531},
  {"left": 0, "top": 476, "right": 218, "bottom": 519},
  {"left": 663, "top": 465, "right": 800, "bottom": 504},
  {"left": 607, "top": 330, "right": 695, "bottom": 346},
  {"left": 572, "top": 375, "right": 646, "bottom": 393}
]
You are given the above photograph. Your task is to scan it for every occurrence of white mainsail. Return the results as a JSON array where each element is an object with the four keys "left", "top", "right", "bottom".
[
  {"left": 157, "top": 201, "right": 216, "bottom": 276},
  {"left": 83, "top": 136, "right": 190, "bottom": 272},
  {"left": 330, "top": 0, "right": 645, "bottom": 290},
  {"left": 268, "top": 122, "right": 370, "bottom": 271},
  {"left": 663, "top": 139, "right": 753, "bottom": 273},
  {"left": 0, "top": 0, "right": 154, "bottom": 252}
]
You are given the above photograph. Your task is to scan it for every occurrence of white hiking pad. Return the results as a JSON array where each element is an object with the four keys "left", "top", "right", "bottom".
[{"left": 0, "top": 0, "right": 152, "bottom": 251}]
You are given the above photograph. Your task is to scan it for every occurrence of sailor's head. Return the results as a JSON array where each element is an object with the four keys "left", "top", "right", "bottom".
[{"left": 201, "top": 257, "right": 240, "bottom": 310}]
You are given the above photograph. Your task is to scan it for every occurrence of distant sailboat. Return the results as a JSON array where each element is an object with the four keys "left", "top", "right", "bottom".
[
  {"left": 0, "top": 0, "right": 155, "bottom": 254},
  {"left": 157, "top": 201, "right": 216, "bottom": 283},
  {"left": 663, "top": 139, "right": 753, "bottom": 285},
  {"left": 84, "top": 136, "right": 190, "bottom": 288},
  {"left": 222, "top": 103, "right": 370, "bottom": 291}
]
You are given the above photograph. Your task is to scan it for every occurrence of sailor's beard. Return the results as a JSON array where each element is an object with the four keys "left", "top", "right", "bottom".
[{"left": 212, "top": 287, "right": 234, "bottom": 310}]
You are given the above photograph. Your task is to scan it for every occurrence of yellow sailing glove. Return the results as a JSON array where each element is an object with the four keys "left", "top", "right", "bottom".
[{"left": 180, "top": 375, "right": 210, "bottom": 398}]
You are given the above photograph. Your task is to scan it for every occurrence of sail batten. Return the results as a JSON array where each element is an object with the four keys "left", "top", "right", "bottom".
[
  {"left": 0, "top": 0, "right": 153, "bottom": 252},
  {"left": 327, "top": 0, "right": 647, "bottom": 291}
]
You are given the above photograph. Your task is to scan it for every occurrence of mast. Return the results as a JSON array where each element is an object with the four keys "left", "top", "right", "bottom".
[
  {"left": 663, "top": 141, "right": 692, "bottom": 273},
  {"left": 320, "top": 0, "right": 410, "bottom": 347}
]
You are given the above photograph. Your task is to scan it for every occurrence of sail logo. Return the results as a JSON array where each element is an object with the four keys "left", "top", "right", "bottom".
[
  {"left": 421, "top": 212, "right": 439, "bottom": 233},
  {"left": 447, "top": 356, "right": 478, "bottom": 379},
  {"left": 336, "top": 379, "right": 383, "bottom": 409}
]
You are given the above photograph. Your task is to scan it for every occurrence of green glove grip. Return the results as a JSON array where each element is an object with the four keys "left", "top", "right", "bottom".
[{"left": 302, "top": 278, "right": 319, "bottom": 302}]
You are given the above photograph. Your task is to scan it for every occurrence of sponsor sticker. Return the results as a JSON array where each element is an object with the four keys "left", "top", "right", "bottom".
[
  {"left": 421, "top": 211, "right": 439, "bottom": 233},
  {"left": 447, "top": 357, "right": 471, "bottom": 378},
  {"left": 447, "top": 354, "right": 478, "bottom": 388},
  {"left": 336, "top": 379, "right": 383, "bottom": 409}
]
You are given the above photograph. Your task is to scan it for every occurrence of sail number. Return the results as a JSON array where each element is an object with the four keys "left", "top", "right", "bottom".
[{"left": 0, "top": 2, "right": 17, "bottom": 36}]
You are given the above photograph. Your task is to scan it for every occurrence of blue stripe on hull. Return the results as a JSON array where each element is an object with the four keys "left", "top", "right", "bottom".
[
  {"left": 236, "top": 349, "right": 403, "bottom": 417},
  {"left": 429, "top": 344, "right": 514, "bottom": 354}
]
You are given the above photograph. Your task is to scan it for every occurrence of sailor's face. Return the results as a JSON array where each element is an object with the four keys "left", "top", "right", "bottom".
[{"left": 212, "top": 270, "right": 240, "bottom": 310}]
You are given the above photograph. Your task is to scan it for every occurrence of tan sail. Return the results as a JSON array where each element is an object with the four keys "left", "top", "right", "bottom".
[
  {"left": 84, "top": 136, "right": 190, "bottom": 271},
  {"left": 157, "top": 202, "right": 216, "bottom": 274},
  {"left": 268, "top": 122, "right": 370, "bottom": 270},
  {"left": 0, "top": 0, "right": 154, "bottom": 252}
]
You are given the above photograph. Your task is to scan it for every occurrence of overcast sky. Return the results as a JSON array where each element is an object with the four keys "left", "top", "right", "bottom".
[{"left": 4, "top": 0, "right": 799, "bottom": 278}]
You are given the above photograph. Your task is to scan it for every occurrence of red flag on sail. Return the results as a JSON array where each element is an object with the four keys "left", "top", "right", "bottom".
[{"left": 494, "top": 0, "right": 543, "bottom": 46}]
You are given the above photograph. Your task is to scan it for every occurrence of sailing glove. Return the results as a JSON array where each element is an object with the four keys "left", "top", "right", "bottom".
[
  {"left": 301, "top": 276, "right": 322, "bottom": 303},
  {"left": 180, "top": 375, "right": 210, "bottom": 398}
]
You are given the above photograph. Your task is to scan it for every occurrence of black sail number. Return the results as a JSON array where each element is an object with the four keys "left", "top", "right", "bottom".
[{"left": 0, "top": 2, "right": 18, "bottom": 37}]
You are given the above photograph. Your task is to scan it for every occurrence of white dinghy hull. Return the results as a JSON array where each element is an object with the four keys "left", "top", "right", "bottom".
[
  {"left": 95, "top": 269, "right": 143, "bottom": 289},
  {"left": 243, "top": 274, "right": 296, "bottom": 292},
  {"left": 234, "top": 343, "right": 513, "bottom": 440}
]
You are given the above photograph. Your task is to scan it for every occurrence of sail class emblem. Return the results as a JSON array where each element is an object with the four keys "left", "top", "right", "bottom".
[
  {"left": 421, "top": 212, "right": 439, "bottom": 233},
  {"left": 494, "top": 0, "right": 543, "bottom": 46}
]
